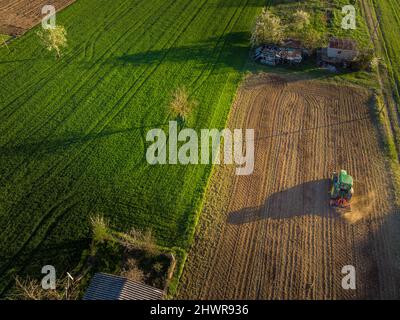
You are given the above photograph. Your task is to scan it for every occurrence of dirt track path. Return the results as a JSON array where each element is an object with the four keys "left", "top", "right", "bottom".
[{"left": 178, "top": 74, "right": 400, "bottom": 299}]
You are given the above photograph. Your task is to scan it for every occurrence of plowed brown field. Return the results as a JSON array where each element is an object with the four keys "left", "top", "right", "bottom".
[
  {"left": 178, "top": 74, "right": 400, "bottom": 299},
  {"left": 0, "top": 0, "right": 75, "bottom": 35}
]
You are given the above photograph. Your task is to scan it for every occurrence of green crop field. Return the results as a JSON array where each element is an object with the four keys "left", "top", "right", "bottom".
[
  {"left": 372, "top": 0, "right": 400, "bottom": 105},
  {"left": 0, "top": 0, "right": 265, "bottom": 294}
]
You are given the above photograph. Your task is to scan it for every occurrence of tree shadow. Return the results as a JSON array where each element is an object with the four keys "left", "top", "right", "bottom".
[
  {"left": 0, "top": 124, "right": 167, "bottom": 158},
  {"left": 227, "top": 179, "right": 331, "bottom": 224},
  {"left": 109, "top": 31, "right": 356, "bottom": 82},
  {"left": 111, "top": 32, "right": 251, "bottom": 72}
]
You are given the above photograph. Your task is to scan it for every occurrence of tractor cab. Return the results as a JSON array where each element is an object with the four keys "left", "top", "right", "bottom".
[{"left": 330, "top": 170, "right": 354, "bottom": 209}]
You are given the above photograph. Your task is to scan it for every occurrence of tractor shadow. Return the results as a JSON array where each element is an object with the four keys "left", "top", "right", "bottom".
[{"left": 227, "top": 179, "right": 333, "bottom": 224}]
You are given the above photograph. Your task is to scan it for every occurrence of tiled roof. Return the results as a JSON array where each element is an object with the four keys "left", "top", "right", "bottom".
[{"left": 329, "top": 38, "right": 357, "bottom": 50}]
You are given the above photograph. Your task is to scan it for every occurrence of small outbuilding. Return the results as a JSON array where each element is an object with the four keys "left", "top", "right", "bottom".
[{"left": 326, "top": 38, "right": 358, "bottom": 62}]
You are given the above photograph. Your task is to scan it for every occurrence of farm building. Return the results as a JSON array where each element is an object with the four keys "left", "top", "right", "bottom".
[
  {"left": 83, "top": 273, "right": 165, "bottom": 300},
  {"left": 255, "top": 40, "right": 304, "bottom": 66},
  {"left": 320, "top": 38, "right": 358, "bottom": 66},
  {"left": 327, "top": 38, "right": 358, "bottom": 60}
]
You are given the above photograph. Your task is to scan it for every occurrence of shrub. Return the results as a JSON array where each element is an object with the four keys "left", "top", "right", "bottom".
[
  {"left": 121, "top": 259, "right": 145, "bottom": 282},
  {"left": 90, "top": 214, "right": 110, "bottom": 244},
  {"left": 352, "top": 48, "right": 375, "bottom": 71}
]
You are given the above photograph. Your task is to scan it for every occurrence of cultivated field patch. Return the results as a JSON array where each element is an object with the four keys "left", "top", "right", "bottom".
[
  {"left": 0, "top": 0, "right": 75, "bottom": 35},
  {"left": 178, "top": 74, "right": 400, "bottom": 299}
]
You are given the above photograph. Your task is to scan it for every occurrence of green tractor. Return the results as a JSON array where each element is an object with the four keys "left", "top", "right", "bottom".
[{"left": 330, "top": 170, "right": 354, "bottom": 209}]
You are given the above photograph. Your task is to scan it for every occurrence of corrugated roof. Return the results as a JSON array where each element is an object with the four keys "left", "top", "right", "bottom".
[
  {"left": 83, "top": 273, "right": 164, "bottom": 300},
  {"left": 328, "top": 38, "right": 357, "bottom": 50}
]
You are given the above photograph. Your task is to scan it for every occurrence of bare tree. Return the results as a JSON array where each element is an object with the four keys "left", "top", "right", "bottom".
[
  {"left": 169, "top": 86, "right": 198, "bottom": 124},
  {"left": 37, "top": 25, "right": 67, "bottom": 59}
]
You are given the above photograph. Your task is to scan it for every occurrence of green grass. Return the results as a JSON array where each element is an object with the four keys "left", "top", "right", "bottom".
[
  {"left": 372, "top": 0, "right": 400, "bottom": 110},
  {"left": 0, "top": 34, "right": 11, "bottom": 49},
  {"left": 0, "top": 0, "right": 266, "bottom": 294},
  {"left": 269, "top": 0, "right": 370, "bottom": 46},
  {"left": 367, "top": 0, "right": 400, "bottom": 205},
  {"left": 0, "top": 34, "right": 11, "bottom": 41}
]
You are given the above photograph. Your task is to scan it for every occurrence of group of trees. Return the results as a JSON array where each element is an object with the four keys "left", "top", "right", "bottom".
[{"left": 251, "top": 8, "right": 323, "bottom": 49}]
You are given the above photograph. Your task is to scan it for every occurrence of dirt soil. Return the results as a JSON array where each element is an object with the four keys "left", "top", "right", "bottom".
[
  {"left": 178, "top": 74, "right": 400, "bottom": 299},
  {"left": 0, "top": 0, "right": 75, "bottom": 36}
]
